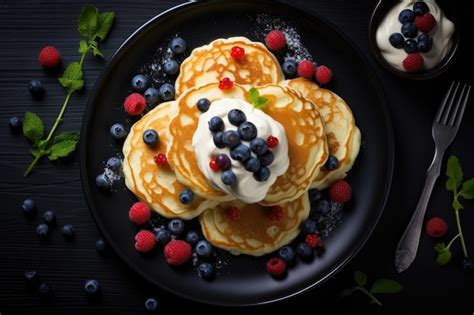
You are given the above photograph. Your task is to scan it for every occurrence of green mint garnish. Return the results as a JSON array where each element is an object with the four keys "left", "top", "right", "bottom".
[{"left": 248, "top": 87, "right": 268, "bottom": 109}]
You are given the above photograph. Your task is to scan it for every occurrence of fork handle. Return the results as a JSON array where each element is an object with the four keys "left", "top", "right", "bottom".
[{"left": 394, "top": 148, "right": 444, "bottom": 273}]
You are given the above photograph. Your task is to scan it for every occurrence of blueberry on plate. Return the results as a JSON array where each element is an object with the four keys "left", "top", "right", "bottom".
[
  {"left": 300, "top": 219, "right": 317, "bottom": 234},
  {"left": 222, "top": 130, "right": 241, "bottom": 148},
  {"left": 221, "top": 170, "right": 237, "bottom": 185},
  {"left": 168, "top": 219, "right": 185, "bottom": 235},
  {"left": 38, "top": 282, "right": 52, "bottom": 298},
  {"left": 215, "top": 154, "right": 231, "bottom": 170},
  {"left": 155, "top": 228, "right": 172, "bottom": 245},
  {"left": 24, "top": 270, "right": 39, "bottom": 286},
  {"left": 185, "top": 231, "right": 200, "bottom": 245},
  {"left": 230, "top": 144, "right": 251, "bottom": 161},
  {"left": 96, "top": 239, "right": 107, "bottom": 253},
  {"left": 84, "top": 279, "right": 100, "bottom": 297},
  {"left": 198, "top": 262, "right": 214, "bottom": 280},
  {"left": 110, "top": 123, "right": 127, "bottom": 140},
  {"left": 9, "top": 116, "right": 23, "bottom": 134},
  {"left": 212, "top": 131, "right": 226, "bottom": 148},
  {"left": 28, "top": 79, "right": 44, "bottom": 99},
  {"left": 403, "top": 39, "right": 419, "bottom": 53},
  {"left": 296, "top": 242, "right": 313, "bottom": 260},
  {"left": 209, "top": 117, "right": 225, "bottom": 133},
  {"left": 228, "top": 109, "right": 246, "bottom": 126},
  {"left": 413, "top": 1, "right": 429, "bottom": 16},
  {"left": 145, "top": 297, "right": 159, "bottom": 312},
  {"left": 389, "top": 33, "right": 405, "bottom": 49},
  {"left": 253, "top": 166, "right": 270, "bottom": 182},
  {"left": 21, "top": 198, "right": 36, "bottom": 217},
  {"left": 62, "top": 224, "right": 75, "bottom": 240},
  {"left": 195, "top": 240, "right": 213, "bottom": 258},
  {"left": 42, "top": 210, "right": 56, "bottom": 225},
  {"left": 158, "top": 83, "right": 175, "bottom": 101},
  {"left": 258, "top": 150, "right": 274, "bottom": 167},
  {"left": 143, "top": 129, "right": 159, "bottom": 145},
  {"left": 95, "top": 173, "right": 111, "bottom": 190},
  {"left": 36, "top": 224, "right": 49, "bottom": 239},
  {"left": 106, "top": 157, "right": 121, "bottom": 171},
  {"left": 144, "top": 87, "right": 159, "bottom": 105},
  {"left": 238, "top": 121, "right": 257, "bottom": 141},
  {"left": 278, "top": 246, "right": 296, "bottom": 266},
  {"left": 170, "top": 37, "right": 186, "bottom": 54},
  {"left": 401, "top": 22, "right": 417, "bottom": 38},
  {"left": 244, "top": 157, "right": 261, "bottom": 172},
  {"left": 179, "top": 188, "right": 194, "bottom": 204},
  {"left": 325, "top": 155, "right": 339, "bottom": 170},
  {"left": 317, "top": 199, "right": 331, "bottom": 215},
  {"left": 131, "top": 74, "right": 150, "bottom": 92},
  {"left": 197, "top": 98, "right": 211, "bottom": 113},
  {"left": 163, "top": 60, "right": 179, "bottom": 75},
  {"left": 282, "top": 59, "right": 298, "bottom": 78},
  {"left": 249, "top": 138, "right": 268, "bottom": 156},
  {"left": 398, "top": 9, "right": 415, "bottom": 23}
]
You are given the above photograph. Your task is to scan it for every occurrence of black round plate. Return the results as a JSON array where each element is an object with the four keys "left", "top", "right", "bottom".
[{"left": 80, "top": 0, "right": 394, "bottom": 306}]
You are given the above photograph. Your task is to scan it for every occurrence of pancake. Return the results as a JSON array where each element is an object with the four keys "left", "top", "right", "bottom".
[
  {"left": 199, "top": 192, "right": 310, "bottom": 256},
  {"left": 281, "top": 78, "right": 361, "bottom": 189},
  {"left": 122, "top": 102, "right": 219, "bottom": 220},
  {"left": 175, "top": 37, "right": 283, "bottom": 97}
]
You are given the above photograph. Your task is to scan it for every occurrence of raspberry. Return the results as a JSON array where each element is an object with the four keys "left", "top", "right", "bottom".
[
  {"left": 38, "top": 46, "right": 61, "bottom": 68},
  {"left": 266, "top": 135, "right": 279, "bottom": 149},
  {"left": 134, "top": 230, "right": 156, "bottom": 253},
  {"left": 129, "top": 202, "right": 151, "bottom": 225},
  {"left": 266, "top": 257, "right": 286, "bottom": 276},
  {"left": 329, "top": 180, "right": 352, "bottom": 204},
  {"left": 154, "top": 153, "right": 167, "bottom": 166},
  {"left": 315, "top": 65, "right": 333, "bottom": 84},
  {"left": 264, "top": 30, "right": 287, "bottom": 51},
  {"left": 209, "top": 157, "right": 219, "bottom": 171},
  {"left": 297, "top": 60, "right": 315, "bottom": 79},
  {"left": 227, "top": 206, "right": 240, "bottom": 221},
  {"left": 124, "top": 93, "right": 146, "bottom": 116},
  {"left": 415, "top": 13, "right": 436, "bottom": 33},
  {"left": 426, "top": 217, "right": 448, "bottom": 238},
  {"left": 164, "top": 240, "right": 192, "bottom": 265},
  {"left": 402, "top": 53, "right": 424, "bottom": 73},
  {"left": 219, "top": 77, "right": 233, "bottom": 90},
  {"left": 268, "top": 206, "right": 284, "bottom": 221},
  {"left": 230, "top": 46, "right": 245, "bottom": 60},
  {"left": 305, "top": 234, "right": 321, "bottom": 248}
]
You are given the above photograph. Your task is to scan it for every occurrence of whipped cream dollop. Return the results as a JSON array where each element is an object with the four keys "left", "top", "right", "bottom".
[
  {"left": 376, "top": 0, "right": 455, "bottom": 71},
  {"left": 193, "top": 99, "right": 289, "bottom": 203}
]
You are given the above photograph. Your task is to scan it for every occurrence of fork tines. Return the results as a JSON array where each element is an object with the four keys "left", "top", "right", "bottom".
[{"left": 436, "top": 81, "right": 472, "bottom": 128}]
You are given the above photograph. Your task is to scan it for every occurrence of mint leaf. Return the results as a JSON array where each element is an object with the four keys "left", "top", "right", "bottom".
[
  {"left": 370, "top": 279, "right": 403, "bottom": 294},
  {"left": 248, "top": 87, "right": 268, "bottom": 109},
  {"left": 54, "top": 131, "right": 80, "bottom": 143},
  {"left": 59, "top": 62, "right": 84, "bottom": 93},
  {"left": 434, "top": 242, "right": 446, "bottom": 253},
  {"left": 94, "top": 12, "right": 114, "bottom": 41},
  {"left": 48, "top": 139, "right": 79, "bottom": 161},
  {"left": 446, "top": 156, "right": 463, "bottom": 192},
  {"left": 77, "top": 4, "right": 98, "bottom": 38},
  {"left": 453, "top": 198, "right": 463, "bottom": 211},
  {"left": 31, "top": 148, "right": 43, "bottom": 158},
  {"left": 436, "top": 248, "right": 452, "bottom": 266},
  {"left": 91, "top": 46, "right": 103, "bottom": 57},
  {"left": 460, "top": 178, "right": 474, "bottom": 200},
  {"left": 354, "top": 271, "right": 367, "bottom": 286},
  {"left": 23, "top": 112, "right": 44, "bottom": 143},
  {"left": 79, "top": 39, "right": 89, "bottom": 53}
]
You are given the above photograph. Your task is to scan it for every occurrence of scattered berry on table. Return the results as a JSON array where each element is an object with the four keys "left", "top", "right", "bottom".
[
  {"left": 215, "top": 154, "right": 231, "bottom": 170},
  {"left": 316, "top": 199, "right": 331, "bottom": 215},
  {"left": 179, "top": 188, "right": 194, "bottom": 205},
  {"left": 209, "top": 157, "right": 219, "bottom": 171},
  {"left": 315, "top": 65, "right": 333, "bottom": 84},
  {"left": 265, "top": 29, "right": 287, "bottom": 50},
  {"left": 131, "top": 74, "right": 150, "bottom": 92},
  {"left": 154, "top": 153, "right": 167, "bottom": 166},
  {"left": 413, "top": 1, "right": 430, "bottom": 16},
  {"left": 227, "top": 206, "right": 240, "bottom": 221},
  {"left": 198, "top": 262, "right": 214, "bottom": 280},
  {"left": 95, "top": 173, "right": 111, "bottom": 190},
  {"left": 135, "top": 230, "right": 156, "bottom": 253},
  {"left": 142, "top": 129, "right": 159, "bottom": 145},
  {"left": 155, "top": 228, "right": 172, "bottom": 245},
  {"left": 222, "top": 130, "right": 241, "bottom": 148},
  {"left": 36, "top": 223, "right": 50, "bottom": 239},
  {"left": 158, "top": 83, "right": 175, "bottom": 101},
  {"left": 124, "top": 93, "right": 146, "bottom": 116},
  {"left": 267, "top": 206, "right": 284, "bottom": 221},
  {"left": 195, "top": 240, "right": 213, "bottom": 259},
  {"left": 266, "top": 257, "right": 286, "bottom": 277},
  {"left": 300, "top": 219, "right": 317, "bottom": 234},
  {"left": 250, "top": 138, "right": 268, "bottom": 156},
  {"left": 403, "top": 39, "right": 419, "bottom": 53},
  {"left": 185, "top": 231, "right": 200, "bottom": 245},
  {"left": 38, "top": 282, "right": 52, "bottom": 298},
  {"left": 9, "top": 116, "right": 23, "bottom": 134},
  {"left": 244, "top": 157, "right": 261, "bottom": 172},
  {"left": 38, "top": 46, "right": 61, "bottom": 68},
  {"left": 325, "top": 155, "right": 339, "bottom": 170},
  {"left": 238, "top": 121, "right": 257, "bottom": 141},
  {"left": 297, "top": 60, "right": 315, "bottom": 79},
  {"left": 221, "top": 170, "right": 237, "bottom": 185},
  {"left": 197, "top": 98, "right": 211, "bottom": 113},
  {"left": 462, "top": 258, "right": 474, "bottom": 273},
  {"left": 296, "top": 242, "right": 313, "bottom": 260},
  {"left": 84, "top": 279, "right": 100, "bottom": 297},
  {"left": 24, "top": 270, "right": 39, "bottom": 286},
  {"left": 230, "top": 144, "right": 251, "bottom": 162},
  {"left": 425, "top": 217, "right": 448, "bottom": 238},
  {"left": 218, "top": 77, "right": 233, "bottom": 90},
  {"left": 278, "top": 246, "right": 296, "bottom": 266},
  {"left": 144, "top": 87, "right": 160, "bottom": 105},
  {"left": 168, "top": 219, "right": 185, "bottom": 235},
  {"left": 145, "top": 297, "right": 159, "bottom": 312},
  {"left": 254, "top": 167, "right": 271, "bottom": 182},
  {"left": 230, "top": 46, "right": 245, "bottom": 60},
  {"left": 28, "top": 79, "right": 44, "bottom": 99},
  {"left": 228, "top": 109, "right": 246, "bottom": 126},
  {"left": 417, "top": 33, "right": 433, "bottom": 53},
  {"left": 305, "top": 234, "right": 321, "bottom": 248},
  {"left": 329, "top": 180, "right": 352, "bottom": 204},
  {"left": 21, "top": 198, "right": 37, "bottom": 217},
  {"left": 398, "top": 9, "right": 415, "bottom": 23},
  {"left": 96, "top": 239, "right": 107, "bottom": 253},
  {"left": 170, "top": 37, "right": 186, "bottom": 54},
  {"left": 258, "top": 150, "right": 274, "bottom": 167},
  {"left": 401, "top": 22, "right": 418, "bottom": 38},
  {"left": 164, "top": 239, "right": 192, "bottom": 265},
  {"left": 208, "top": 116, "right": 225, "bottom": 133},
  {"left": 42, "top": 210, "right": 56, "bottom": 226},
  {"left": 106, "top": 157, "right": 121, "bottom": 171},
  {"left": 389, "top": 33, "right": 405, "bottom": 49},
  {"left": 129, "top": 202, "right": 151, "bottom": 225},
  {"left": 402, "top": 52, "right": 424, "bottom": 72},
  {"left": 415, "top": 13, "right": 436, "bottom": 33},
  {"left": 163, "top": 59, "right": 179, "bottom": 75},
  {"left": 309, "top": 188, "right": 323, "bottom": 201},
  {"left": 282, "top": 59, "right": 298, "bottom": 78},
  {"left": 62, "top": 224, "right": 75, "bottom": 240},
  {"left": 110, "top": 123, "right": 127, "bottom": 139},
  {"left": 266, "top": 135, "right": 279, "bottom": 149}
]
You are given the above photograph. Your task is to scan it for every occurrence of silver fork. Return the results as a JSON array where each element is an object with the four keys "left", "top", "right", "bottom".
[{"left": 395, "top": 81, "right": 472, "bottom": 273}]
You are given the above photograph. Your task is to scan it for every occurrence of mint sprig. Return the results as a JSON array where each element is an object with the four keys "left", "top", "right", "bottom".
[
  {"left": 342, "top": 271, "right": 402, "bottom": 306},
  {"left": 23, "top": 5, "right": 114, "bottom": 177},
  {"left": 248, "top": 87, "right": 268, "bottom": 109}
]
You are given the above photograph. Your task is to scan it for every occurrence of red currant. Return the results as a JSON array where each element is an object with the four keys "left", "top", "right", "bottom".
[
  {"left": 219, "top": 77, "right": 233, "bottom": 90},
  {"left": 267, "top": 135, "right": 279, "bottom": 149},
  {"left": 305, "top": 234, "right": 321, "bottom": 248},
  {"left": 154, "top": 153, "right": 167, "bottom": 166},
  {"left": 268, "top": 206, "right": 284, "bottom": 221},
  {"left": 209, "top": 157, "right": 219, "bottom": 171},
  {"left": 227, "top": 206, "right": 240, "bottom": 221},
  {"left": 230, "top": 46, "right": 245, "bottom": 60}
]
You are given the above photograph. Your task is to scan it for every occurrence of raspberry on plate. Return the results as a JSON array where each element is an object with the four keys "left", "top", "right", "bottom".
[
  {"left": 124, "top": 93, "right": 146, "bottom": 116},
  {"left": 329, "top": 180, "right": 352, "bottom": 204},
  {"left": 402, "top": 53, "right": 424, "bottom": 73},
  {"left": 266, "top": 257, "right": 286, "bottom": 277},
  {"left": 38, "top": 46, "right": 61, "bottom": 68},
  {"left": 129, "top": 202, "right": 151, "bottom": 225},
  {"left": 297, "top": 60, "right": 315, "bottom": 79},
  {"left": 315, "top": 65, "right": 333, "bottom": 84},
  {"left": 425, "top": 217, "right": 448, "bottom": 238},
  {"left": 264, "top": 30, "right": 287, "bottom": 51},
  {"left": 305, "top": 233, "right": 321, "bottom": 248},
  {"left": 135, "top": 230, "right": 156, "bottom": 253},
  {"left": 164, "top": 240, "right": 192, "bottom": 265}
]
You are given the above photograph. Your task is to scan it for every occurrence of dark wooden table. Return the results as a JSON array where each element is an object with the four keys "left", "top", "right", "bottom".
[{"left": 1, "top": 0, "right": 473, "bottom": 313}]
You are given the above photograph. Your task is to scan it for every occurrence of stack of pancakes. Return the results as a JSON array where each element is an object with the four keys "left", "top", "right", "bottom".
[{"left": 122, "top": 37, "right": 361, "bottom": 256}]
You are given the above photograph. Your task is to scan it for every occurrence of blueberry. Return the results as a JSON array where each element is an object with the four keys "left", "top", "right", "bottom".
[
  {"left": 278, "top": 246, "right": 296, "bottom": 266},
  {"left": 282, "top": 59, "right": 298, "bottom": 78},
  {"left": 309, "top": 189, "right": 323, "bottom": 201},
  {"left": 403, "top": 39, "right": 419, "bottom": 53},
  {"left": 230, "top": 144, "right": 251, "bottom": 161},
  {"left": 249, "top": 138, "right": 268, "bottom": 155},
  {"left": 238, "top": 121, "right": 257, "bottom": 141},
  {"left": 401, "top": 22, "right": 417, "bottom": 38},
  {"left": 316, "top": 199, "right": 331, "bottom": 215},
  {"left": 43, "top": 210, "right": 55, "bottom": 225},
  {"left": 96, "top": 239, "right": 107, "bottom": 253},
  {"left": 300, "top": 219, "right": 317, "bottom": 234},
  {"left": 185, "top": 231, "right": 200, "bottom": 245},
  {"left": 155, "top": 228, "right": 172, "bottom": 245},
  {"left": 296, "top": 242, "right": 313, "bottom": 260},
  {"left": 84, "top": 279, "right": 100, "bottom": 297},
  {"left": 213, "top": 131, "right": 226, "bottom": 148},
  {"left": 106, "top": 157, "right": 121, "bottom": 171},
  {"left": 145, "top": 297, "right": 159, "bottom": 312},
  {"left": 418, "top": 34, "right": 433, "bottom": 53},
  {"left": 110, "top": 123, "right": 127, "bottom": 140},
  {"left": 36, "top": 224, "right": 49, "bottom": 239},
  {"left": 168, "top": 219, "right": 184, "bottom": 235},
  {"left": 221, "top": 170, "right": 237, "bottom": 185},
  {"left": 158, "top": 83, "right": 175, "bottom": 101},
  {"left": 197, "top": 98, "right": 211, "bottom": 113},
  {"left": 215, "top": 154, "right": 231, "bottom": 170},
  {"left": 143, "top": 129, "right": 159, "bottom": 145},
  {"left": 222, "top": 130, "right": 241, "bottom": 148},
  {"left": 325, "top": 155, "right": 339, "bottom": 170},
  {"left": 244, "top": 157, "right": 261, "bottom": 172},
  {"left": 28, "top": 79, "right": 44, "bottom": 99},
  {"left": 198, "top": 262, "right": 214, "bottom": 280},
  {"left": 24, "top": 270, "right": 39, "bottom": 286},
  {"left": 398, "top": 9, "right": 415, "bottom": 23},
  {"left": 463, "top": 258, "right": 474, "bottom": 273},
  {"left": 62, "top": 224, "right": 75, "bottom": 240},
  {"left": 195, "top": 240, "right": 213, "bottom": 258},
  {"left": 131, "top": 74, "right": 150, "bottom": 92},
  {"left": 95, "top": 173, "right": 111, "bottom": 190},
  {"left": 258, "top": 150, "right": 274, "bottom": 166},
  {"left": 208, "top": 117, "right": 225, "bottom": 133},
  {"left": 253, "top": 166, "right": 270, "bottom": 182},
  {"left": 9, "top": 116, "right": 23, "bottom": 133},
  {"left": 389, "top": 33, "right": 405, "bottom": 49},
  {"left": 38, "top": 282, "right": 52, "bottom": 298},
  {"left": 170, "top": 37, "right": 186, "bottom": 54},
  {"left": 179, "top": 188, "right": 194, "bottom": 204},
  {"left": 413, "top": 1, "right": 429, "bottom": 16},
  {"left": 228, "top": 109, "right": 246, "bottom": 126},
  {"left": 144, "top": 87, "right": 159, "bottom": 105},
  {"left": 21, "top": 198, "right": 36, "bottom": 217},
  {"left": 163, "top": 60, "right": 179, "bottom": 75}
]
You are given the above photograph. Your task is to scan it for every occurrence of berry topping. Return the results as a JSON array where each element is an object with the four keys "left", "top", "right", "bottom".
[
  {"left": 131, "top": 74, "right": 150, "bottom": 92},
  {"left": 195, "top": 240, "right": 213, "bottom": 258},
  {"left": 266, "top": 257, "right": 286, "bottom": 277},
  {"left": 106, "top": 157, "right": 121, "bottom": 171},
  {"left": 244, "top": 157, "right": 261, "bottom": 172},
  {"left": 399, "top": 9, "right": 415, "bottom": 23},
  {"left": 425, "top": 217, "right": 448, "bottom": 238},
  {"left": 265, "top": 30, "right": 287, "bottom": 50},
  {"left": 145, "top": 297, "right": 160, "bottom": 312},
  {"left": 129, "top": 202, "right": 151, "bottom": 225},
  {"left": 170, "top": 37, "right": 186, "bottom": 54},
  {"left": 228, "top": 109, "right": 247, "bottom": 126},
  {"left": 325, "top": 155, "right": 339, "bottom": 170},
  {"left": 185, "top": 231, "right": 200, "bottom": 245},
  {"left": 402, "top": 53, "right": 424, "bottom": 72},
  {"left": 155, "top": 228, "right": 171, "bottom": 245},
  {"left": 297, "top": 60, "right": 315, "bottom": 79},
  {"left": 315, "top": 65, "right": 333, "bottom": 84},
  {"left": 250, "top": 138, "right": 268, "bottom": 155},
  {"left": 254, "top": 166, "right": 270, "bottom": 182},
  {"left": 230, "top": 46, "right": 245, "bottom": 60},
  {"left": 329, "top": 180, "right": 353, "bottom": 204},
  {"left": 215, "top": 154, "right": 232, "bottom": 170},
  {"left": 221, "top": 170, "right": 237, "bottom": 185},
  {"left": 300, "top": 219, "right": 317, "bottom": 234},
  {"left": 179, "top": 188, "right": 194, "bottom": 205},
  {"left": 164, "top": 240, "right": 192, "bottom": 265},
  {"left": 238, "top": 121, "right": 257, "bottom": 140},
  {"left": 227, "top": 206, "right": 240, "bottom": 221},
  {"left": 219, "top": 77, "right": 233, "bottom": 90},
  {"left": 124, "top": 93, "right": 146, "bottom": 116},
  {"left": 9, "top": 116, "right": 22, "bottom": 134},
  {"left": 230, "top": 144, "right": 251, "bottom": 161},
  {"left": 282, "top": 59, "right": 298, "bottom": 78},
  {"left": 163, "top": 59, "right": 179, "bottom": 75},
  {"left": 143, "top": 129, "right": 159, "bottom": 145},
  {"left": 95, "top": 173, "right": 111, "bottom": 190},
  {"left": 316, "top": 199, "right": 331, "bottom": 215},
  {"left": 154, "top": 153, "right": 168, "bottom": 166},
  {"left": 305, "top": 234, "right": 321, "bottom": 248},
  {"left": 135, "top": 230, "right": 156, "bottom": 253},
  {"left": 258, "top": 150, "right": 274, "bottom": 166},
  {"left": 278, "top": 246, "right": 296, "bottom": 266},
  {"left": 38, "top": 46, "right": 61, "bottom": 68},
  {"left": 209, "top": 157, "right": 219, "bottom": 171},
  {"left": 389, "top": 33, "right": 405, "bottom": 49},
  {"left": 198, "top": 262, "right": 214, "bottom": 280},
  {"left": 158, "top": 83, "right": 175, "bottom": 101},
  {"left": 84, "top": 279, "right": 100, "bottom": 297},
  {"left": 415, "top": 13, "right": 436, "bottom": 33},
  {"left": 403, "top": 39, "right": 419, "bottom": 53},
  {"left": 208, "top": 116, "right": 225, "bottom": 132},
  {"left": 401, "top": 22, "right": 417, "bottom": 38},
  {"left": 61, "top": 224, "right": 75, "bottom": 239},
  {"left": 110, "top": 123, "right": 127, "bottom": 139},
  {"left": 268, "top": 206, "right": 284, "bottom": 221},
  {"left": 413, "top": 1, "right": 429, "bottom": 16},
  {"left": 168, "top": 219, "right": 185, "bottom": 235},
  {"left": 266, "top": 135, "right": 279, "bottom": 149},
  {"left": 213, "top": 131, "right": 226, "bottom": 148},
  {"left": 222, "top": 130, "right": 241, "bottom": 148},
  {"left": 418, "top": 33, "right": 433, "bottom": 52},
  {"left": 197, "top": 98, "right": 211, "bottom": 112},
  {"left": 144, "top": 87, "right": 159, "bottom": 105},
  {"left": 29, "top": 79, "right": 44, "bottom": 100},
  {"left": 296, "top": 242, "right": 313, "bottom": 260}
]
